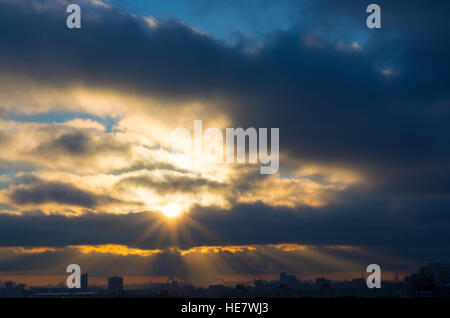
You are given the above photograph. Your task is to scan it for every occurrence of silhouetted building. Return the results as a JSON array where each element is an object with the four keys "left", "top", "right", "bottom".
[
  {"left": 315, "top": 277, "right": 331, "bottom": 289},
  {"left": 405, "top": 272, "right": 434, "bottom": 296},
  {"left": 108, "top": 276, "right": 123, "bottom": 294},
  {"left": 2, "top": 281, "right": 26, "bottom": 298},
  {"left": 420, "top": 263, "right": 450, "bottom": 287},
  {"left": 81, "top": 273, "right": 88, "bottom": 290},
  {"left": 350, "top": 278, "right": 365, "bottom": 289},
  {"left": 404, "top": 263, "right": 450, "bottom": 296}
]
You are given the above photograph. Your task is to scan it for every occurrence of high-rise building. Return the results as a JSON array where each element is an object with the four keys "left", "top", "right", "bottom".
[
  {"left": 81, "top": 273, "right": 88, "bottom": 290},
  {"left": 404, "top": 263, "right": 450, "bottom": 296},
  {"left": 108, "top": 276, "right": 123, "bottom": 294},
  {"left": 420, "top": 263, "right": 450, "bottom": 287}
]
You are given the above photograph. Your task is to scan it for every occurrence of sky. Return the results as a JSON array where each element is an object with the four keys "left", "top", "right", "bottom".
[
  {"left": 111, "top": 0, "right": 303, "bottom": 45},
  {"left": 0, "top": 0, "right": 450, "bottom": 287}
]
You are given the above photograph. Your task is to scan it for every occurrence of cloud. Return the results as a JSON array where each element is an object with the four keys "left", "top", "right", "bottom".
[
  {"left": 5, "top": 178, "right": 123, "bottom": 210},
  {"left": 0, "top": 119, "right": 135, "bottom": 173},
  {"left": 0, "top": 196, "right": 449, "bottom": 265},
  {"left": 118, "top": 174, "right": 226, "bottom": 194},
  {"left": 0, "top": 0, "right": 449, "bottom": 278},
  {"left": 36, "top": 131, "right": 128, "bottom": 157},
  {"left": 0, "top": 243, "right": 417, "bottom": 285},
  {"left": 0, "top": 0, "right": 448, "bottom": 199}
]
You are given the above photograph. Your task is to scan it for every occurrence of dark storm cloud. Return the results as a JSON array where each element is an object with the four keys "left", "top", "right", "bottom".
[
  {"left": 8, "top": 178, "right": 122, "bottom": 208},
  {"left": 35, "top": 131, "right": 129, "bottom": 157},
  {"left": 46, "top": 132, "right": 91, "bottom": 155},
  {"left": 0, "top": 192, "right": 449, "bottom": 264},
  {"left": 110, "top": 161, "right": 189, "bottom": 175},
  {"left": 118, "top": 174, "right": 225, "bottom": 194}
]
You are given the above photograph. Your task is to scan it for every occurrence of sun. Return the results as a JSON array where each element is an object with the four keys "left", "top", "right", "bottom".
[{"left": 162, "top": 203, "right": 182, "bottom": 218}]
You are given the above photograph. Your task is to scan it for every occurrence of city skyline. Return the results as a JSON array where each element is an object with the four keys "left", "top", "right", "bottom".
[
  {"left": 0, "top": 262, "right": 446, "bottom": 290},
  {"left": 2, "top": 263, "right": 449, "bottom": 298}
]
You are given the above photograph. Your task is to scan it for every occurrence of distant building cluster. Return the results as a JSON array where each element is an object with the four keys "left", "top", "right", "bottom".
[
  {"left": 405, "top": 263, "right": 450, "bottom": 297},
  {"left": 1, "top": 263, "right": 449, "bottom": 298}
]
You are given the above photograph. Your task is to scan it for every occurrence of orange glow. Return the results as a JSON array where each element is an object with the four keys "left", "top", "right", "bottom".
[
  {"left": 180, "top": 245, "right": 257, "bottom": 256},
  {"left": 71, "top": 244, "right": 163, "bottom": 257}
]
